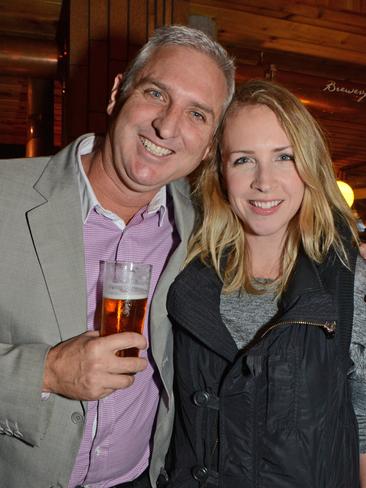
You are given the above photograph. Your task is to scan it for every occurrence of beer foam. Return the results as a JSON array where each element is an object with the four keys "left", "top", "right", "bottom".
[{"left": 103, "top": 290, "right": 147, "bottom": 300}]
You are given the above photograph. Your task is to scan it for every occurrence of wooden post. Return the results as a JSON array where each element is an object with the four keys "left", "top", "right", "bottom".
[{"left": 26, "top": 79, "right": 54, "bottom": 157}]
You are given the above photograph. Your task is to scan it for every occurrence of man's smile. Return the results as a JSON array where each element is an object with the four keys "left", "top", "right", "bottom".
[{"left": 140, "top": 136, "right": 173, "bottom": 157}]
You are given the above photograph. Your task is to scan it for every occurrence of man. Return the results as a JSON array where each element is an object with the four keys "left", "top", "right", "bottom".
[{"left": 0, "top": 26, "right": 235, "bottom": 487}]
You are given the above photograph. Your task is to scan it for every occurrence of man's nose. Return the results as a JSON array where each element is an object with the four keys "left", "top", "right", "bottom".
[{"left": 152, "top": 105, "right": 181, "bottom": 139}]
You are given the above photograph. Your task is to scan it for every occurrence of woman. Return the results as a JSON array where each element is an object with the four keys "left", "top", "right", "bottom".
[{"left": 165, "top": 80, "right": 366, "bottom": 487}]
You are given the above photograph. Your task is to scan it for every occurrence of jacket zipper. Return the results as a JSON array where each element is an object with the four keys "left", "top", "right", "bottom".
[{"left": 260, "top": 319, "right": 336, "bottom": 340}]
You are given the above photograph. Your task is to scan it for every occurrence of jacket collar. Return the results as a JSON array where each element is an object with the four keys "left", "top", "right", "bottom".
[
  {"left": 168, "top": 258, "right": 238, "bottom": 362},
  {"left": 278, "top": 250, "right": 325, "bottom": 311},
  {"left": 168, "top": 250, "right": 339, "bottom": 362}
]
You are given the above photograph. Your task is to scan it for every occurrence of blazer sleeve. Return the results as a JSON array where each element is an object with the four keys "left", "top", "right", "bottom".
[{"left": 0, "top": 342, "right": 55, "bottom": 446}]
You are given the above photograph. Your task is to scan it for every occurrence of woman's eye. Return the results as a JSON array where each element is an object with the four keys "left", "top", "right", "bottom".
[
  {"left": 233, "top": 156, "right": 253, "bottom": 166},
  {"left": 278, "top": 153, "right": 295, "bottom": 161}
]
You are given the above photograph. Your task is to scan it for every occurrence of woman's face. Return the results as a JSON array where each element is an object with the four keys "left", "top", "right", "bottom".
[{"left": 221, "top": 104, "right": 305, "bottom": 246}]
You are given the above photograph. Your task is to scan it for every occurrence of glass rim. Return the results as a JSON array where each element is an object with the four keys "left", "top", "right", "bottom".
[{"left": 102, "top": 260, "right": 152, "bottom": 270}]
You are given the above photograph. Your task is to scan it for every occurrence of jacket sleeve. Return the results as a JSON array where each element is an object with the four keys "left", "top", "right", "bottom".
[
  {"left": 349, "top": 255, "right": 366, "bottom": 453},
  {"left": 0, "top": 342, "right": 54, "bottom": 447}
]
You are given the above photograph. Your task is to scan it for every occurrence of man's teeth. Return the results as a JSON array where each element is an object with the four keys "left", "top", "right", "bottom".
[
  {"left": 251, "top": 200, "right": 282, "bottom": 209},
  {"left": 141, "top": 137, "right": 172, "bottom": 156}
]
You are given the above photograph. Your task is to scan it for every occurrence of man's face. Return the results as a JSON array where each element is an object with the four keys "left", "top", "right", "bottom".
[{"left": 106, "top": 45, "right": 228, "bottom": 195}]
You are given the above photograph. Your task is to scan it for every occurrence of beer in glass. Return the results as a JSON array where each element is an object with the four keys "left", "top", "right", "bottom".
[{"left": 101, "top": 261, "right": 152, "bottom": 357}]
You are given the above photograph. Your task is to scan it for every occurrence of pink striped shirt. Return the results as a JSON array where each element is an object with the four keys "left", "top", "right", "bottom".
[{"left": 68, "top": 136, "right": 179, "bottom": 487}]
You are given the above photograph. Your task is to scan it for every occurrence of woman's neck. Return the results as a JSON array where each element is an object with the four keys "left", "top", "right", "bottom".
[{"left": 246, "top": 234, "right": 284, "bottom": 280}]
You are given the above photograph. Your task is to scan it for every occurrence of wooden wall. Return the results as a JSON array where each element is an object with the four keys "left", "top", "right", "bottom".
[{"left": 64, "top": 0, "right": 188, "bottom": 143}]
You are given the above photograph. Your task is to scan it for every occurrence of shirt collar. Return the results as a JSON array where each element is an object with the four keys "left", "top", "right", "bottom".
[{"left": 75, "top": 135, "right": 167, "bottom": 229}]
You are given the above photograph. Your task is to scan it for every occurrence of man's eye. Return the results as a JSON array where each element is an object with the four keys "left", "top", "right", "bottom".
[
  {"left": 146, "top": 89, "right": 163, "bottom": 100},
  {"left": 191, "top": 111, "right": 205, "bottom": 122}
]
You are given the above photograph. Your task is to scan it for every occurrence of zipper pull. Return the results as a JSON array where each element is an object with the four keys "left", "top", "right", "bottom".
[{"left": 322, "top": 321, "right": 336, "bottom": 337}]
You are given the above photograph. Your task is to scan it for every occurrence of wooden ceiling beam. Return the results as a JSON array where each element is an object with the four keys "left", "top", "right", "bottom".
[
  {"left": 191, "top": 3, "right": 366, "bottom": 65},
  {"left": 0, "top": 37, "right": 58, "bottom": 78},
  {"left": 193, "top": 0, "right": 366, "bottom": 30}
]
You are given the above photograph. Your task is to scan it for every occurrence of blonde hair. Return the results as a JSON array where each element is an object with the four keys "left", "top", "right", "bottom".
[{"left": 187, "top": 79, "right": 358, "bottom": 294}]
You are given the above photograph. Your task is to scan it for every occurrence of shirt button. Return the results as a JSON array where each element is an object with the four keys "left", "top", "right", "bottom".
[{"left": 71, "top": 412, "right": 84, "bottom": 424}]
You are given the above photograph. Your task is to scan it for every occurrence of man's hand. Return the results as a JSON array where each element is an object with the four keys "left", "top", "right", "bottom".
[{"left": 43, "top": 331, "right": 147, "bottom": 401}]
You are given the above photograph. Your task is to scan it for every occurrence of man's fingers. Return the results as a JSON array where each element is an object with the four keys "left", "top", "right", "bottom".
[
  {"left": 109, "top": 355, "right": 148, "bottom": 375},
  {"left": 103, "top": 373, "right": 136, "bottom": 392},
  {"left": 85, "top": 330, "right": 100, "bottom": 338},
  {"left": 101, "top": 332, "right": 147, "bottom": 353}
]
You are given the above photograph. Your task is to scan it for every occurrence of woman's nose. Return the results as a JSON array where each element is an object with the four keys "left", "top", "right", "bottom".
[{"left": 251, "top": 165, "right": 275, "bottom": 192}]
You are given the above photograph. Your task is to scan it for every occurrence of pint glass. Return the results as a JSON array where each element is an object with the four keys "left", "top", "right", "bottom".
[{"left": 101, "top": 261, "right": 152, "bottom": 357}]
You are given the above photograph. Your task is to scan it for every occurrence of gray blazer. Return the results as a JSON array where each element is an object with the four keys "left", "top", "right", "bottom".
[{"left": 0, "top": 135, "right": 195, "bottom": 487}]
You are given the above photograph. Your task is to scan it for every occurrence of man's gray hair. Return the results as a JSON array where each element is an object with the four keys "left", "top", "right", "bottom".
[{"left": 115, "top": 24, "right": 235, "bottom": 116}]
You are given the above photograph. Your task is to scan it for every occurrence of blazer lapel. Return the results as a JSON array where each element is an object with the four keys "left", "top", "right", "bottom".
[
  {"left": 149, "top": 179, "right": 195, "bottom": 366},
  {"left": 27, "top": 141, "right": 87, "bottom": 341}
]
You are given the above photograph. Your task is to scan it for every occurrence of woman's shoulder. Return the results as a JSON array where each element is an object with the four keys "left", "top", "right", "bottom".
[
  {"left": 168, "top": 256, "right": 223, "bottom": 306},
  {"left": 173, "top": 256, "right": 217, "bottom": 287},
  {"left": 167, "top": 256, "right": 223, "bottom": 320},
  {"left": 352, "top": 254, "right": 366, "bottom": 344},
  {"left": 355, "top": 254, "right": 366, "bottom": 294}
]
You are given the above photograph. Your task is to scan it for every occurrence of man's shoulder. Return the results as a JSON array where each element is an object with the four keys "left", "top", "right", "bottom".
[
  {"left": 0, "top": 155, "right": 51, "bottom": 172},
  {"left": 0, "top": 135, "right": 90, "bottom": 189},
  {"left": 0, "top": 155, "right": 52, "bottom": 191}
]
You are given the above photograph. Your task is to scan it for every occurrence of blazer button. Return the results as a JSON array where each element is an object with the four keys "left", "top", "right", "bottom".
[
  {"left": 192, "top": 390, "right": 210, "bottom": 406},
  {"left": 71, "top": 412, "right": 84, "bottom": 424},
  {"left": 192, "top": 465, "right": 209, "bottom": 482}
]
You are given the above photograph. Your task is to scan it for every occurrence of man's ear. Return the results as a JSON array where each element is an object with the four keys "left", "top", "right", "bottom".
[{"left": 107, "top": 73, "right": 123, "bottom": 115}]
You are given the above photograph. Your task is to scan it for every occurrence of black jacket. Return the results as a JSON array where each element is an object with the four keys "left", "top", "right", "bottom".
[{"left": 165, "top": 249, "right": 359, "bottom": 488}]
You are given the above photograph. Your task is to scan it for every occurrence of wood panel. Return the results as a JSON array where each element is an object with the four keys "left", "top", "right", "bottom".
[
  {"left": 192, "top": 0, "right": 366, "bottom": 31},
  {"left": 64, "top": 0, "right": 188, "bottom": 142},
  {"left": 191, "top": 2, "right": 366, "bottom": 65},
  {"left": 0, "top": 0, "right": 62, "bottom": 150},
  {"left": 274, "top": 71, "right": 366, "bottom": 124},
  {"left": 0, "top": 0, "right": 61, "bottom": 39}
]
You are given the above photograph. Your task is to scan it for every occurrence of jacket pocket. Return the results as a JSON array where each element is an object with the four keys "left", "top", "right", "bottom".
[{"left": 266, "top": 349, "right": 297, "bottom": 432}]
